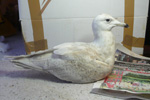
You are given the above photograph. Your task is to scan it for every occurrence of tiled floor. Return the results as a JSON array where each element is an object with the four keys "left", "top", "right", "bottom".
[{"left": 0, "top": 32, "right": 26, "bottom": 60}]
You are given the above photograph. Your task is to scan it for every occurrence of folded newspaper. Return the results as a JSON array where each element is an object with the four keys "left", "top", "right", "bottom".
[{"left": 91, "top": 44, "right": 150, "bottom": 100}]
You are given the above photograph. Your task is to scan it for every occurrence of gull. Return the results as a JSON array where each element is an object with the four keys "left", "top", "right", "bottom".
[{"left": 11, "top": 14, "right": 128, "bottom": 83}]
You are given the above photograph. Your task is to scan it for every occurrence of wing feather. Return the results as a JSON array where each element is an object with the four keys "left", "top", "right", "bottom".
[{"left": 53, "top": 42, "right": 105, "bottom": 62}]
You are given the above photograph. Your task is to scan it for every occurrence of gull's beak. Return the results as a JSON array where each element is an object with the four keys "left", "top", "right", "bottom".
[
  {"left": 113, "top": 20, "right": 129, "bottom": 28},
  {"left": 124, "top": 24, "right": 129, "bottom": 28}
]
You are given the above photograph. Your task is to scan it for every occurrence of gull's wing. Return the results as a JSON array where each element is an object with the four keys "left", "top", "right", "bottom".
[
  {"left": 53, "top": 42, "right": 105, "bottom": 62},
  {"left": 11, "top": 42, "right": 106, "bottom": 72}
]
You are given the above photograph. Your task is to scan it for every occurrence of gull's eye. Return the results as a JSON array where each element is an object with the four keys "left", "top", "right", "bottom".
[{"left": 106, "top": 19, "right": 111, "bottom": 22}]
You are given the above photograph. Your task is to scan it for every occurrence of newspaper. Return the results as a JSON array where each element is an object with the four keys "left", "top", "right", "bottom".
[
  {"left": 101, "top": 50, "right": 150, "bottom": 94},
  {"left": 91, "top": 45, "right": 150, "bottom": 99}
]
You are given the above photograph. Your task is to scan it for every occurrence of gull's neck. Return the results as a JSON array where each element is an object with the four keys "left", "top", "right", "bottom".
[
  {"left": 92, "top": 30, "right": 115, "bottom": 47},
  {"left": 91, "top": 29, "right": 116, "bottom": 66}
]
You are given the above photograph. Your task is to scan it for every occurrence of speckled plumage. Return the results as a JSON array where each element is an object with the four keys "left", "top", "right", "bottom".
[{"left": 11, "top": 14, "right": 128, "bottom": 83}]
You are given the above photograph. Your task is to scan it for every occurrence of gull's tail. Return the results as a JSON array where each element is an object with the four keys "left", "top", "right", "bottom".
[
  {"left": 8, "top": 49, "right": 54, "bottom": 72},
  {"left": 6, "top": 54, "right": 44, "bottom": 72}
]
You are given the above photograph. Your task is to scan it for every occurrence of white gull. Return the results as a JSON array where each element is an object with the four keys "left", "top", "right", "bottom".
[{"left": 11, "top": 14, "right": 128, "bottom": 83}]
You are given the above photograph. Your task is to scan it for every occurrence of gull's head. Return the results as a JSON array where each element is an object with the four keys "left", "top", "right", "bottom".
[{"left": 92, "top": 14, "right": 129, "bottom": 32}]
